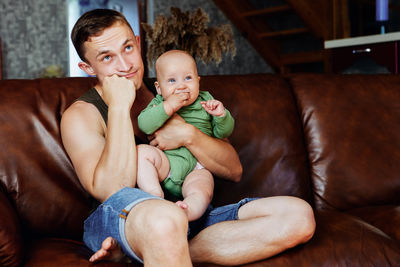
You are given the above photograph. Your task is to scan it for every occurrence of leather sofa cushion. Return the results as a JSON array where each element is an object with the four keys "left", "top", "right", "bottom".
[
  {"left": 266, "top": 209, "right": 400, "bottom": 266},
  {"left": 0, "top": 78, "right": 96, "bottom": 239},
  {"left": 349, "top": 205, "right": 400, "bottom": 242},
  {"left": 289, "top": 74, "right": 400, "bottom": 210},
  {"left": 0, "top": 187, "right": 23, "bottom": 266}
]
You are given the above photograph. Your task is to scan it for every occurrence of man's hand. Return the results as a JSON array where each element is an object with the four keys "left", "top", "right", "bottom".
[
  {"left": 102, "top": 74, "right": 136, "bottom": 109},
  {"left": 201, "top": 100, "right": 226, "bottom": 117},
  {"left": 163, "top": 89, "right": 190, "bottom": 116},
  {"left": 149, "top": 114, "right": 192, "bottom": 150}
]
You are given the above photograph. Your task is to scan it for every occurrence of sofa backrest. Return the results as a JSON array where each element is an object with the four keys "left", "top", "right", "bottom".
[
  {"left": 0, "top": 78, "right": 96, "bottom": 239},
  {"left": 0, "top": 74, "right": 313, "bottom": 239},
  {"left": 201, "top": 74, "right": 313, "bottom": 206},
  {"left": 289, "top": 74, "right": 400, "bottom": 211}
]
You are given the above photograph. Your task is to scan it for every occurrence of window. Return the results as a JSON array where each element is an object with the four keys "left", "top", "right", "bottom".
[{"left": 67, "top": 0, "right": 141, "bottom": 77}]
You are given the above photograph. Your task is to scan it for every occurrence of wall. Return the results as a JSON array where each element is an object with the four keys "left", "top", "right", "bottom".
[
  {"left": 3, "top": 1, "right": 400, "bottom": 79},
  {"left": 0, "top": 0, "right": 68, "bottom": 79},
  {"left": 146, "top": 0, "right": 274, "bottom": 76},
  {"left": 0, "top": 0, "right": 272, "bottom": 79}
]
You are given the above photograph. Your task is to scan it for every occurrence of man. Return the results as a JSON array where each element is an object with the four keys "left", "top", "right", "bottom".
[{"left": 61, "top": 8, "right": 315, "bottom": 266}]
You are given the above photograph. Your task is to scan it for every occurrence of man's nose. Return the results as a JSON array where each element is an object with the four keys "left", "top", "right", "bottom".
[{"left": 117, "top": 55, "right": 132, "bottom": 72}]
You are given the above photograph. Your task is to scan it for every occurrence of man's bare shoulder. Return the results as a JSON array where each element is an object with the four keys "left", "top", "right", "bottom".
[
  {"left": 61, "top": 100, "right": 105, "bottom": 134},
  {"left": 63, "top": 100, "right": 99, "bottom": 118}
]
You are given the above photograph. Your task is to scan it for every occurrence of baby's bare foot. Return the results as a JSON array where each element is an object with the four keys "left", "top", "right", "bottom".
[
  {"left": 89, "top": 237, "right": 127, "bottom": 263},
  {"left": 176, "top": 200, "right": 188, "bottom": 210}
]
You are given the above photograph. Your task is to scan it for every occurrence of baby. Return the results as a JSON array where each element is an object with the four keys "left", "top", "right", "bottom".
[{"left": 137, "top": 50, "right": 234, "bottom": 221}]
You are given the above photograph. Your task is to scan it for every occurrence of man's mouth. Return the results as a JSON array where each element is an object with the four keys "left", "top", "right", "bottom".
[{"left": 123, "top": 70, "right": 137, "bottom": 78}]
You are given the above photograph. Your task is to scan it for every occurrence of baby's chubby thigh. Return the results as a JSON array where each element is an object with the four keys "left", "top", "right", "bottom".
[{"left": 137, "top": 144, "right": 170, "bottom": 181}]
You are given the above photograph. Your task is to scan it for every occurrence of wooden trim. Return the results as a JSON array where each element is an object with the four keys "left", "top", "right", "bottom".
[
  {"left": 242, "top": 5, "right": 291, "bottom": 17},
  {"left": 0, "top": 37, "right": 2, "bottom": 80},
  {"left": 259, "top": 28, "right": 308, "bottom": 38},
  {"left": 138, "top": 0, "right": 148, "bottom": 77},
  {"left": 332, "top": 0, "right": 350, "bottom": 39}
]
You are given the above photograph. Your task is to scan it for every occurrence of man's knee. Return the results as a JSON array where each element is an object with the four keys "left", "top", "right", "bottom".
[
  {"left": 125, "top": 200, "right": 190, "bottom": 262},
  {"left": 285, "top": 198, "right": 315, "bottom": 246},
  {"left": 148, "top": 206, "right": 188, "bottom": 238},
  {"left": 128, "top": 200, "right": 188, "bottom": 241}
]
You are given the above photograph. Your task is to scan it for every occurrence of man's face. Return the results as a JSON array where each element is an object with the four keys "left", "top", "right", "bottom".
[
  {"left": 155, "top": 52, "right": 200, "bottom": 106},
  {"left": 79, "top": 22, "right": 144, "bottom": 90}
]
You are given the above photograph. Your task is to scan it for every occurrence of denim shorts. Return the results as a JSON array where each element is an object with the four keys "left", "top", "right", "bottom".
[
  {"left": 83, "top": 187, "right": 161, "bottom": 263},
  {"left": 187, "top": 197, "right": 257, "bottom": 239},
  {"left": 83, "top": 187, "right": 257, "bottom": 263}
]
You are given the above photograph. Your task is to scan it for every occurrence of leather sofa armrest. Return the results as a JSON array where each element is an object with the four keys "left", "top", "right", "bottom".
[{"left": 0, "top": 186, "right": 23, "bottom": 267}]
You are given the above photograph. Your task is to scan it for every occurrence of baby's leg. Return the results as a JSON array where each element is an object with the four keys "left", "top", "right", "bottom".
[
  {"left": 178, "top": 169, "right": 214, "bottom": 221},
  {"left": 137, "top": 144, "right": 170, "bottom": 198}
]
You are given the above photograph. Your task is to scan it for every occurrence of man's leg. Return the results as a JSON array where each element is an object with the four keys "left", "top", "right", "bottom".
[
  {"left": 89, "top": 198, "right": 193, "bottom": 267},
  {"left": 188, "top": 196, "right": 315, "bottom": 265},
  {"left": 125, "top": 199, "right": 193, "bottom": 267}
]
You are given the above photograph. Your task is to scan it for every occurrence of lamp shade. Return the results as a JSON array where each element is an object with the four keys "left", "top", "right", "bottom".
[{"left": 376, "top": 0, "right": 389, "bottom": 21}]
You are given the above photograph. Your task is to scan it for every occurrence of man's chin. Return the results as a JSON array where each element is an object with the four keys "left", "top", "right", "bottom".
[
  {"left": 131, "top": 78, "right": 143, "bottom": 91},
  {"left": 126, "top": 72, "right": 143, "bottom": 90}
]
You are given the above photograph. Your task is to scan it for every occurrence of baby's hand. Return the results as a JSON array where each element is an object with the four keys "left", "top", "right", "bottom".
[
  {"left": 163, "top": 89, "right": 190, "bottom": 115},
  {"left": 201, "top": 99, "right": 226, "bottom": 117}
]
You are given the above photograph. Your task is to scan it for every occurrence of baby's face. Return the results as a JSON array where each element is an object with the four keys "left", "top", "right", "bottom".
[{"left": 155, "top": 51, "right": 200, "bottom": 105}]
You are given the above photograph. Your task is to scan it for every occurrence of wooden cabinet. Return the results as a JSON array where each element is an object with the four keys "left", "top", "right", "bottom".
[{"left": 325, "top": 32, "right": 400, "bottom": 74}]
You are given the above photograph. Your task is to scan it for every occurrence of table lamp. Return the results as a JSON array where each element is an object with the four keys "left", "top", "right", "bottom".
[{"left": 376, "top": 0, "right": 389, "bottom": 34}]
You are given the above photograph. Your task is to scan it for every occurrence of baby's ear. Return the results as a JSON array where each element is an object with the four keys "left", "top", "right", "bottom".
[{"left": 154, "top": 81, "right": 162, "bottom": 95}]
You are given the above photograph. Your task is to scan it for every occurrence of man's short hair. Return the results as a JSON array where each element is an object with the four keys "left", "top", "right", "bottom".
[{"left": 71, "top": 9, "right": 134, "bottom": 62}]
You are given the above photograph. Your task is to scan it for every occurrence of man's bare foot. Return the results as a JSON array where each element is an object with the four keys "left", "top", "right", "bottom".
[{"left": 89, "top": 237, "right": 128, "bottom": 263}]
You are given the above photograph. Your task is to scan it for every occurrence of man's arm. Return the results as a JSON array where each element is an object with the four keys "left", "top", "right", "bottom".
[
  {"left": 149, "top": 115, "right": 242, "bottom": 182},
  {"left": 61, "top": 76, "right": 137, "bottom": 202}
]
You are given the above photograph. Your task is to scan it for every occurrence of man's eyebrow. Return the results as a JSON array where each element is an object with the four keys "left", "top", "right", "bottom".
[
  {"left": 95, "top": 39, "right": 134, "bottom": 58},
  {"left": 96, "top": 50, "right": 110, "bottom": 58},
  {"left": 122, "top": 38, "right": 134, "bottom": 46}
]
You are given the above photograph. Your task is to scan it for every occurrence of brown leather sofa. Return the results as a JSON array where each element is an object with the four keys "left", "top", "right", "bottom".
[{"left": 0, "top": 74, "right": 399, "bottom": 266}]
